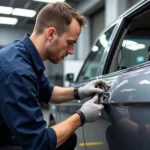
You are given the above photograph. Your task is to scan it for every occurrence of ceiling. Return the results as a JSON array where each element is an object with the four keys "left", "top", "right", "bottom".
[{"left": 0, "top": 0, "right": 85, "bottom": 29}]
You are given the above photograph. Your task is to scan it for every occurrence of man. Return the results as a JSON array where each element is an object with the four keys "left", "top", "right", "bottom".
[{"left": 0, "top": 2, "right": 110, "bottom": 150}]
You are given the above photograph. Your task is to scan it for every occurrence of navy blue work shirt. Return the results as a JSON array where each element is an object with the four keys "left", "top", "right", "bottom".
[{"left": 0, "top": 34, "right": 57, "bottom": 150}]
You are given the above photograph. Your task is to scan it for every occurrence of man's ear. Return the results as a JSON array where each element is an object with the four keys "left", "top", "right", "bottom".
[{"left": 46, "top": 27, "right": 57, "bottom": 42}]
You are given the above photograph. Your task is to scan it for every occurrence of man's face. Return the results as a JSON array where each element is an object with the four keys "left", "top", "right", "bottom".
[{"left": 46, "top": 18, "right": 81, "bottom": 64}]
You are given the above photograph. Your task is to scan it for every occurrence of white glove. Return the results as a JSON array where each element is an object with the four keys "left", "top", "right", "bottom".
[
  {"left": 78, "top": 79, "right": 110, "bottom": 99},
  {"left": 76, "top": 94, "right": 104, "bottom": 124}
]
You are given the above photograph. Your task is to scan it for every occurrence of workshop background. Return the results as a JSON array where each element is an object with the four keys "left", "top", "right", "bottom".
[{"left": 0, "top": 0, "right": 142, "bottom": 123}]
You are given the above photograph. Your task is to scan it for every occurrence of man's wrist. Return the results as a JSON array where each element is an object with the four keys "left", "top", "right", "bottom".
[
  {"left": 76, "top": 110, "right": 85, "bottom": 126},
  {"left": 74, "top": 87, "right": 81, "bottom": 100}
]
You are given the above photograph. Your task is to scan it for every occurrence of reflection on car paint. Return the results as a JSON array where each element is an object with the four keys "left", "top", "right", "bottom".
[
  {"left": 139, "top": 80, "right": 150, "bottom": 84},
  {"left": 120, "top": 88, "right": 136, "bottom": 92},
  {"left": 104, "top": 102, "right": 150, "bottom": 150}
]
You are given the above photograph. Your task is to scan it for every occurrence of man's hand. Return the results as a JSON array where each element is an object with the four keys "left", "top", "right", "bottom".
[
  {"left": 76, "top": 94, "right": 104, "bottom": 124},
  {"left": 78, "top": 79, "right": 110, "bottom": 99}
]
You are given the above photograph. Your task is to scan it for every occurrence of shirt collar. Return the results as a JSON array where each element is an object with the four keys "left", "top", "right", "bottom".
[{"left": 21, "top": 33, "right": 45, "bottom": 72}]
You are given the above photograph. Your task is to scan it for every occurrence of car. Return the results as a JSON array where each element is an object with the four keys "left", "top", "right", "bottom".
[{"left": 49, "top": 0, "right": 150, "bottom": 149}]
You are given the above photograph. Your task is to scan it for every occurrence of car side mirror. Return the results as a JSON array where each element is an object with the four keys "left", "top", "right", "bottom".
[{"left": 66, "top": 73, "right": 74, "bottom": 82}]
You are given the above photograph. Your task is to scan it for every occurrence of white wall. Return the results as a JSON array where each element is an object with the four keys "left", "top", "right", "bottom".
[
  {"left": 77, "top": 0, "right": 104, "bottom": 15},
  {"left": 105, "top": 0, "right": 141, "bottom": 27},
  {"left": 0, "top": 27, "right": 32, "bottom": 46},
  {"left": 76, "top": 0, "right": 104, "bottom": 61},
  {"left": 105, "top": 0, "right": 129, "bottom": 27},
  {"left": 63, "top": 60, "right": 84, "bottom": 87},
  {"left": 77, "top": 17, "right": 91, "bottom": 60},
  {"left": 91, "top": 8, "right": 105, "bottom": 43}
]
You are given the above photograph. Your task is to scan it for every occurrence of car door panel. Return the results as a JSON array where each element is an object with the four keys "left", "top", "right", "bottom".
[
  {"left": 102, "top": 63, "right": 150, "bottom": 150},
  {"left": 55, "top": 24, "right": 117, "bottom": 149},
  {"left": 81, "top": 72, "right": 122, "bottom": 150}
]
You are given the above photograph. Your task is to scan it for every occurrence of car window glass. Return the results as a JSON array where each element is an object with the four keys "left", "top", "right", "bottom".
[
  {"left": 109, "top": 10, "right": 150, "bottom": 73},
  {"left": 77, "top": 26, "right": 115, "bottom": 82}
]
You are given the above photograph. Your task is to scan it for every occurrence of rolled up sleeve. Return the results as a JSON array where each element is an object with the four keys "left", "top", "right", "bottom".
[
  {"left": 0, "top": 70, "right": 57, "bottom": 150},
  {"left": 39, "top": 73, "right": 54, "bottom": 104}
]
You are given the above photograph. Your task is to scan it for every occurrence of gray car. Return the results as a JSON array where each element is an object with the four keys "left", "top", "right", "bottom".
[{"left": 50, "top": 0, "right": 150, "bottom": 149}]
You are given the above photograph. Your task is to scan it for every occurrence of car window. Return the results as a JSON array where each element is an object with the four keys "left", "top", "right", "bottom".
[
  {"left": 77, "top": 26, "right": 115, "bottom": 82},
  {"left": 117, "top": 37, "right": 149, "bottom": 70},
  {"left": 109, "top": 10, "right": 150, "bottom": 73}
]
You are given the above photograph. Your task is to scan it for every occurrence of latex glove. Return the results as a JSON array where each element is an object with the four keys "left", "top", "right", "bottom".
[
  {"left": 77, "top": 94, "right": 104, "bottom": 123},
  {"left": 78, "top": 79, "right": 110, "bottom": 99}
]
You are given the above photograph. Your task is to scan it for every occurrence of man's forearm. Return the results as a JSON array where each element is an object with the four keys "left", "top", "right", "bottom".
[
  {"left": 49, "top": 86, "right": 75, "bottom": 104},
  {"left": 51, "top": 113, "right": 81, "bottom": 148}
]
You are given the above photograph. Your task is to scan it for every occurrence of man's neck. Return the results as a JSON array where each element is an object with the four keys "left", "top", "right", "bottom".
[{"left": 30, "top": 32, "right": 46, "bottom": 61}]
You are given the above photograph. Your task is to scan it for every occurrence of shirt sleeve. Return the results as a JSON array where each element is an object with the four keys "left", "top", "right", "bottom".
[
  {"left": 0, "top": 70, "right": 57, "bottom": 150},
  {"left": 39, "top": 73, "right": 54, "bottom": 104}
]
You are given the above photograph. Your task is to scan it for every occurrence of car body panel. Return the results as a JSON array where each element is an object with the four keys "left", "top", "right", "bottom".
[{"left": 101, "top": 62, "right": 150, "bottom": 150}]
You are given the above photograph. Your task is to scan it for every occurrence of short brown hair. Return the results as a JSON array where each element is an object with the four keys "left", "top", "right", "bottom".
[{"left": 34, "top": 2, "right": 86, "bottom": 35}]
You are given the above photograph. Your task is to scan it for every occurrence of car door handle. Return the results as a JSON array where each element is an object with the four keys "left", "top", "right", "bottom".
[{"left": 98, "top": 92, "right": 110, "bottom": 104}]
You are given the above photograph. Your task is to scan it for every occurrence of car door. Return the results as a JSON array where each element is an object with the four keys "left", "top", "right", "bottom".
[
  {"left": 101, "top": 1, "right": 150, "bottom": 150},
  {"left": 70, "top": 25, "right": 117, "bottom": 150},
  {"left": 55, "top": 23, "right": 117, "bottom": 150}
]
